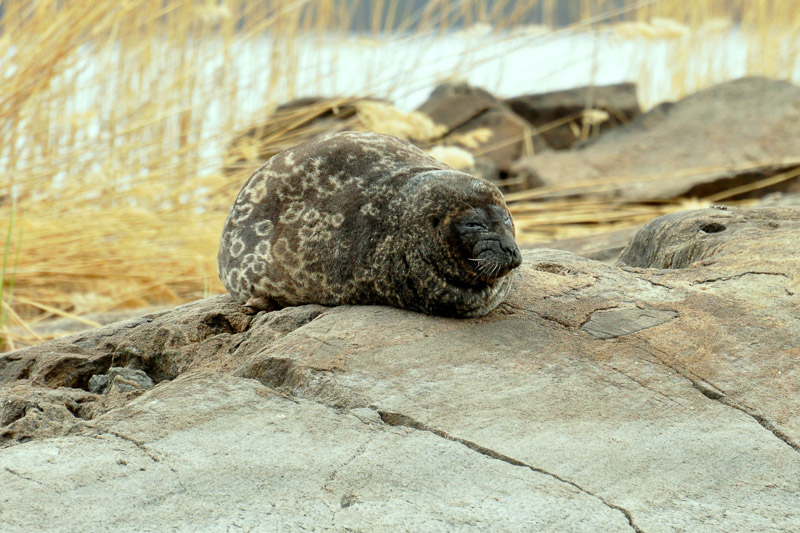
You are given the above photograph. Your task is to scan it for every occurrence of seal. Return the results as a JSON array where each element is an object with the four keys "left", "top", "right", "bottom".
[{"left": 218, "top": 131, "right": 522, "bottom": 318}]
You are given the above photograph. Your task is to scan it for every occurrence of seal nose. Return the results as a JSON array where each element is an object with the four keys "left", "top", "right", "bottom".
[{"left": 504, "top": 242, "right": 522, "bottom": 270}]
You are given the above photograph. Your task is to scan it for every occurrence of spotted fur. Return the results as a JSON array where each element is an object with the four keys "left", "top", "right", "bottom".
[{"left": 218, "top": 131, "right": 521, "bottom": 318}]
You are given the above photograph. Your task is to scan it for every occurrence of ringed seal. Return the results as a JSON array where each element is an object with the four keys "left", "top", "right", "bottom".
[{"left": 218, "top": 131, "right": 522, "bottom": 318}]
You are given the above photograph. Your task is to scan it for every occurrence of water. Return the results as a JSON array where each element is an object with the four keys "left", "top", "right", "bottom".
[
  {"left": 4, "top": 22, "right": 800, "bottom": 184},
  {"left": 232, "top": 22, "right": 783, "bottom": 113}
]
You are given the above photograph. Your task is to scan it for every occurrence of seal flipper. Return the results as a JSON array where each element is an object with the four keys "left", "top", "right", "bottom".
[{"left": 243, "top": 295, "right": 279, "bottom": 315}]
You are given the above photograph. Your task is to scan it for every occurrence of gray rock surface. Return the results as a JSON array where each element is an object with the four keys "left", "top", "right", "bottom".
[
  {"left": 88, "top": 367, "right": 155, "bottom": 394},
  {"left": 506, "top": 83, "right": 640, "bottom": 149},
  {"left": 527, "top": 225, "right": 641, "bottom": 263},
  {"left": 1, "top": 374, "right": 632, "bottom": 532},
  {"left": 2, "top": 206, "right": 800, "bottom": 532},
  {"left": 510, "top": 77, "right": 800, "bottom": 201}
]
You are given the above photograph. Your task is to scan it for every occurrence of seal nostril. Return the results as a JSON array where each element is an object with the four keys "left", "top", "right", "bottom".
[
  {"left": 699, "top": 222, "right": 726, "bottom": 234},
  {"left": 512, "top": 252, "right": 522, "bottom": 268},
  {"left": 507, "top": 246, "right": 522, "bottom": 268}
]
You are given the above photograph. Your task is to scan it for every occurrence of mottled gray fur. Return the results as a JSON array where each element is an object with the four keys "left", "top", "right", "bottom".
[{"left": 218, "top": 131, "right": 521, "bottom": 318}]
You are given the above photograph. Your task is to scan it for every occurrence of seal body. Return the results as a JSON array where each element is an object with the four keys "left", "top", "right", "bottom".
[{"left": 218, "top": 131, "right": 522, "bottom": 318}]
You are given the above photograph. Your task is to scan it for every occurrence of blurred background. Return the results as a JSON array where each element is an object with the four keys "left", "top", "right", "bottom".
[{"left": 2, "top": 0, "right": 799, "bottom": 350}]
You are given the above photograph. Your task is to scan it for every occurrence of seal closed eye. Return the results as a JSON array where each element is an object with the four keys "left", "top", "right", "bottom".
[{"left": 217, "top": 131, "right": 522, "bottom": 318}]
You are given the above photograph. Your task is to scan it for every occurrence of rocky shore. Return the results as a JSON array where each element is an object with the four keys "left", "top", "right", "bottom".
[{"left": 2, "top": 203, "right": 799, "bottom": 531}]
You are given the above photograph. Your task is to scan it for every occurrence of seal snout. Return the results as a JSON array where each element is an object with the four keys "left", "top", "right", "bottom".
[{"left": 472, "top": 237, "right": 522, "bottom": 281}]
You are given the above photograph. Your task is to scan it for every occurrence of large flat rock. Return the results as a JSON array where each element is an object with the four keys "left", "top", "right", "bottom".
[
  {"left": 3, "top": 374, "right": 629, "bottom": 532},
  {"left": 510, "top": 77, "right": 800, "bottom": 201},
  {"left": 2, "top": 206, "right": 800, "bottom": 532}
]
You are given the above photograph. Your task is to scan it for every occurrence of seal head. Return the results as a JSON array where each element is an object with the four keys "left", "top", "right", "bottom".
[{"left": 380, "top": 169, "right": 522, "bottom": 317}]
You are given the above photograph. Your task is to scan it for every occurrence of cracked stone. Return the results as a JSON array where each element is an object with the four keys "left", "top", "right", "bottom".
[
  {"left": 580, "top": 308, "right": 678, "bottom": 339},
  {"left": 1, "top": 206, "right": 800, "bottom": 531},
  {"left": 1, "top": 376, "right": 635, "bottom": 531}
]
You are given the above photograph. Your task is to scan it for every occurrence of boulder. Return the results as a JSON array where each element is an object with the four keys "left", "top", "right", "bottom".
[
  {"left": 225, "top": 97, "right": 446, "bottom": 178},
  {"left": 416, "top": 82, "right": 542, "bottom": 173},
  {"left": 506, "top": 82, "right": 640, "bottom": 149},
  {"left": 2, "top": 206, "right": 800, "bottom": 531},
  {"left": 510, "top": 77, "right": 800, "bottom": 201},
  {"left": 224, "top": 97, "right": 366, "bottom": 175},
  {"left": 527, "top": 226, "right": 641, "bottom": 263},
  {"left": 446, "top": 107, "right": 533, "bottom": 174},
  {"left": 416, "top": 82, "right": 500, "bottom": 131}
]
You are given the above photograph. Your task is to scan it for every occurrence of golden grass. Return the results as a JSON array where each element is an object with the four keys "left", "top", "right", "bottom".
[{"left": 2, "top": 0, "right": 799, "bottom": 349}]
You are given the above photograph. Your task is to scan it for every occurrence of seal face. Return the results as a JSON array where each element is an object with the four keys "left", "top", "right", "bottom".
[{"left": 218, "top": 131, "right": 522, "bottom": 318}]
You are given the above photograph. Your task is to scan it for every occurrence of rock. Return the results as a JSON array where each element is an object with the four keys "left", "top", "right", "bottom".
[
  {"left": 0, "top": 375, "right": 633, "bottom": 532},
  {"left": 617, "top": 205, "right": 800, "bottom": 269},
  {"left": 0, "top": 298, "right": 253, "bottom": 390},
  {"left": 86, "top": 374, "right": 107, "bottom": 393},
  {"left": 758, "top": 191, "right": 800, "bottom": 206},
  {"left": 510, "top": 77, "right": 800, "bottom": 201},
  {"left": 225, "top": 97, "right": 446, "bottom": 177},
  {"left": 417, "top": 82, "right": 542, "bottom": 173},
  {"left": 472, "top": 156, "right": 502, "bottom": 184},
  {"left": 527, "top": 226, "right": 641, "bottom": 263},
  {"left": 416, "top": 82, "right": 500, "bottom": 130},
  {"left": 0, "top": 384, "right": 94, "bottom": 444},
  {"left": 445, "top": 107, "right": 533, "bottom": 173},
  {"left": 224, "top": 97, "right": 364, "bottom": 175},
  {"left": 506, "top": 83, "right": 641, "bottom": 149},
  {"left": 88, "top": 367, "right": 155, "bottom": 394},
  {"left": 2, "top": 206, "right": 800, "bottom": 531},
  {"left": 579, "top": 308, "right": 678, "bottom": 339},
  {"left": 7, "top": 306, "right": 169, "bottom": 351}
]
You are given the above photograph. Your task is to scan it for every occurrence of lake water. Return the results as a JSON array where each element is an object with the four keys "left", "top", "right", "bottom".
[
  {"left": 6, "top": 20, "right": 800, "bottom": 182},
  {"left": 231, "top": 20, "right": 792, "bottom": 115}
]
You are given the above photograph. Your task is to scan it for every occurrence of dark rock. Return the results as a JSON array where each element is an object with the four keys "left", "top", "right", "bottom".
[
  {"left": 88, "top": 367, "right": 155, "bottom": 394},
  {"left": 416, "top": 82, "right": 499, "bottom": 130},
  {"left": 506, "top": 83, "right": 640, "bottom": 149},
  {"left": 505, "top": 157, "right": 545, "bottom": 191},
  {"left": 446, "top": 107, "right": 533, "bottom": 172},
  {"left": 416, "top": 82, "right": 541, "bottom": 172},
  {"left": 471, "top": 156, "right": 501, "bottom": 183},
  {"left": 510, "top": 77, "right": 800, "bottom": 201},
  {"left": 224, "top": 97, "right": 373, "bottom": 175},
  {"left": 87, "top": 374, "right": 108, "bottom": 394}
]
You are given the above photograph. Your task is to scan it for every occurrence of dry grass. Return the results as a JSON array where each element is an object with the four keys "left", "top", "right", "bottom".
[{"left": 2, "top": 0, "right": 799, "bottom": 350}]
